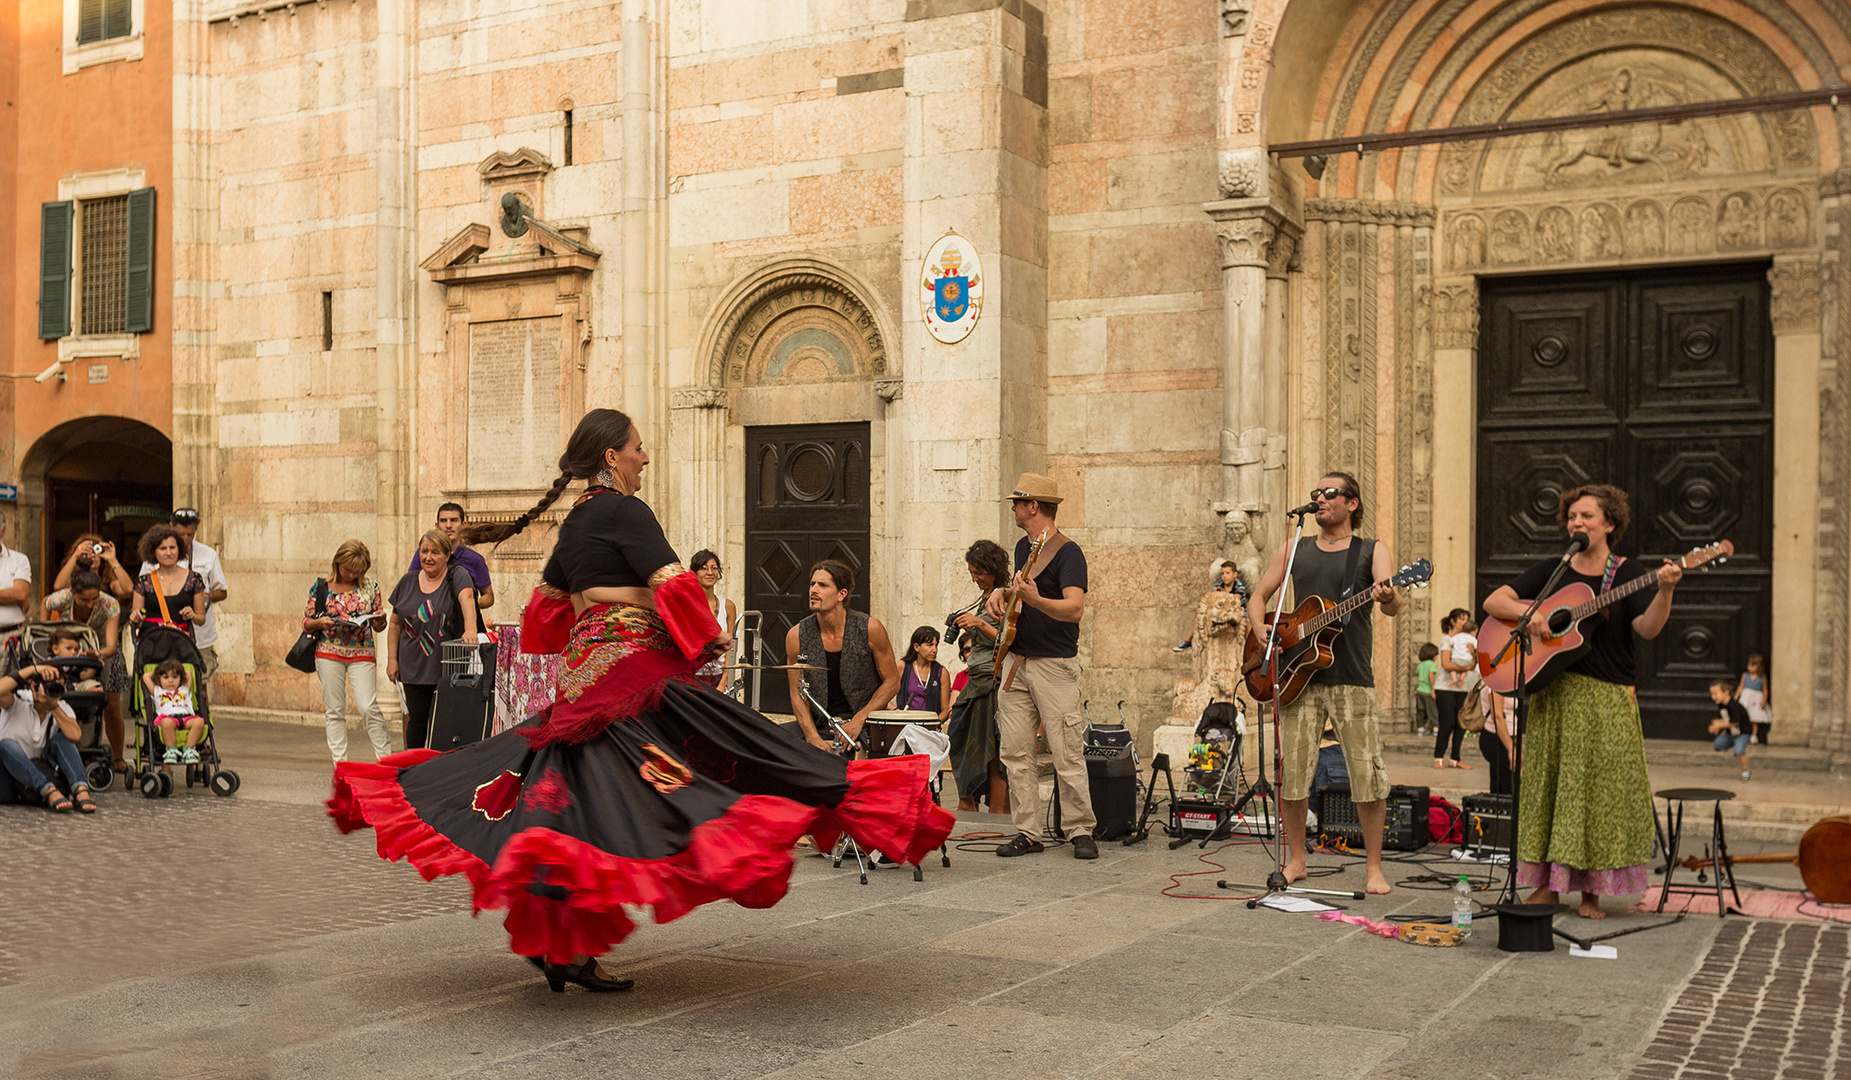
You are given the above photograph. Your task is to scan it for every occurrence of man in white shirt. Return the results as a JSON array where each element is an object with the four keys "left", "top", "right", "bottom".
[
  {"left": 140, "top": 508, "right": 229, "bottom": 682},
  {"left": 0, "top": 663, "right": 89, "bottom": 808},
  {"left": 0, "top": 518, "right": 32, "bottom": 635}
]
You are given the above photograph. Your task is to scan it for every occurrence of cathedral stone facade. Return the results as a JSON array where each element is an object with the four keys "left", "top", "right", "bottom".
[{"left": 4, "top": 0, "right": 1846, "bottom": 761}]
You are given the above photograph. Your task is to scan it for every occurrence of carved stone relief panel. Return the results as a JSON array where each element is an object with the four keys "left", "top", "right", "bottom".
[
  {"left": 709, "top": 274, "right": 887, "bottom": 388},
  {"left": 1441, "top": 183, "right": 1818, "bottom": 272}
]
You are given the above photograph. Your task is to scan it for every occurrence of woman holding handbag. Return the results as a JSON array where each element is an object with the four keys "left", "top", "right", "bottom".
[
  {"left": 386, "top": 530, "right": 479, "bottom": 751},
  {"left": 299, "top": 541, "right": 391, "bottom": 763}
]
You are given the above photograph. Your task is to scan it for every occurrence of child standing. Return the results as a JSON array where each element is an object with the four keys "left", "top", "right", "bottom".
[
  {"left": 1708, "top": 678, "right": 1752, "bottom": 781},
  {"left": 145, "top": 659, "right": 206, "bottom": 767},
  {"left": 1415, "top": 643, "right": 1440, "bottom": 736},
  {"left": 1736, "top": 654, "right": 1771, "bottom": 746}
]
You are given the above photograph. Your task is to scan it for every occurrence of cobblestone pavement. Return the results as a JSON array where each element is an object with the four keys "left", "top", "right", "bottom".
[
  {"left": 1628, "top": 921, "right": 1849, "bottom": 1080},
  {"left": 0, "top": 788, "right": 467, "bottom": 987}
]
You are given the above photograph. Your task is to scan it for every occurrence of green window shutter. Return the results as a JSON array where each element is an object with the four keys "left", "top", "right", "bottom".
[
  {"left": 39, "top": 201, "right": 73, "bottom": 340},
  {"left": 103, "top": 0, "right": 131, "bottom": 40},
  {"left": 125, "top": 187, "right": 156, "bottom": 334},
  {"left": 77, "top": 0, "right": 103, "bottom": 44}
]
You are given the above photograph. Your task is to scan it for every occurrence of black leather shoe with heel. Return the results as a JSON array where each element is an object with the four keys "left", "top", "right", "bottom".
[{"left": 541, "top": 958, "right": 635, "bottom": 993}]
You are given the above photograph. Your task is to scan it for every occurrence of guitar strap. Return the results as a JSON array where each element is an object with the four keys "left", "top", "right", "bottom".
[
  {"left": 1000, "top": 532, "right": 1068, "bottom": 694},
  {"left": 1600, "top": 554, "right": 1621, "bottom": 592},
  {"left": 1336, "top": 538, "right": 1371, "bottom": 627}
]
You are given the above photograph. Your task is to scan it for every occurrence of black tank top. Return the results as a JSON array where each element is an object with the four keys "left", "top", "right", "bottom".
[{"left": 1289, "top": 537, "right": 1375, "bottom": 687}]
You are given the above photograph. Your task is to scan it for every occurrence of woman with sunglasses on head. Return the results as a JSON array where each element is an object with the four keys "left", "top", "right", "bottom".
[
  {"left": 688, "top": 550, "right": 735, "bottom": 691},
  {"left": 329, "top": 409, "right": 953, "bottom": 995}
]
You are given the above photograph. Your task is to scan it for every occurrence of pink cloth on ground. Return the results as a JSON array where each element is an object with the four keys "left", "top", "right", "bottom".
[{"left": 1517, "top": 860, "right": 1651, "bottom": 896}]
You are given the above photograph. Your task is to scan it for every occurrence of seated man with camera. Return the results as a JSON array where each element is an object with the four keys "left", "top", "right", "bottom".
[{"left": 0, "top": 663, "right": 94, "bottom": 813}]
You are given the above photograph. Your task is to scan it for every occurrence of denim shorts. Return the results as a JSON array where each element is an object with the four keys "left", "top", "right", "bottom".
[{"left": 1714, "top": 731, "right": 1750, "bottom": 756}]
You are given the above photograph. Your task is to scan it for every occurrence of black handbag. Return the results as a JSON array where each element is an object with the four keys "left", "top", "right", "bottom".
[{"left": 286, "top": 578, "right": 329, "bottom": 673}]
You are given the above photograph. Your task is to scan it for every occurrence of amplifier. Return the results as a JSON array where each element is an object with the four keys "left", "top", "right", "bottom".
[
  {"left": 1462, "top": 793, "right": 1513, "bottom": 857},
  {"left": 1087, "top": 747, "right": 1138, "bottom": 840},
  {"left": 1318, "top": 783, "right": 1431, "bottom": 851},
  {"left": 1172, "top": 795, "right": 1236, "bottom": 840}
]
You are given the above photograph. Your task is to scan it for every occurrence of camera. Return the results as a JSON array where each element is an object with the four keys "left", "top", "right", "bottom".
[{"left": 91, "top": 543, "right": 105, "bottom": 556}]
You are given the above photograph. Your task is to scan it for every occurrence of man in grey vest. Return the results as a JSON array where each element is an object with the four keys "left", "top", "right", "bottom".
[
  {"left": 1246, "top": 471, "right": 1404, "bottom": 895},
  {"left": 785, "top": 559, "right": 900, "bottom": 753}
]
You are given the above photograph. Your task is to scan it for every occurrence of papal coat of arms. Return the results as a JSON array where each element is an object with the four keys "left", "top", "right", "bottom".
[{"left": 921, "top": 231, "right": 983, "bottom": 344}]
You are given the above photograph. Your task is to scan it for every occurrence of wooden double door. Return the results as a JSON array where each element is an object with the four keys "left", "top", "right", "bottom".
[
  {"left": 1475, "top": 263, "right": 1773, "bottom": 740},
  {"left": 743, "top": 423, "right": 871, "bottom": 716}
]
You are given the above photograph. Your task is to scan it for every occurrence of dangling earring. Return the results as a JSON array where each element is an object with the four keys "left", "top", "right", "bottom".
[{"left": 594, "top": 467, "right": 615, "bottom": 488}]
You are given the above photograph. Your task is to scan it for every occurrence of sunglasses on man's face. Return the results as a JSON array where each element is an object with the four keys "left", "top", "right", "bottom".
[{"left": 1311, "top": 487, "right": 1355, "bottom": 502}]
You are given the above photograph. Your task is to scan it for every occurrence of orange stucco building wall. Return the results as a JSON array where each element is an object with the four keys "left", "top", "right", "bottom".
[{"left": 2, "top": 0, "right": 173, "bottom": 471}]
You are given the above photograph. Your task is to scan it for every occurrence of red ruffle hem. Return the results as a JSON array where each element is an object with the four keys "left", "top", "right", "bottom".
[{"left": 328, "top": 752, "right": 953, "bottom": 962}]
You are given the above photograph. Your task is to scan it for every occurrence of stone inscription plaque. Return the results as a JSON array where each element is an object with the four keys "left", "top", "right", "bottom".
[{"left": 468, "top": 317, "right": 561, "bottom": 490}]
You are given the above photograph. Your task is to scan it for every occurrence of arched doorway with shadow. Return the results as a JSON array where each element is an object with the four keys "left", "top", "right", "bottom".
[{"left": 20, "top": 417, "right": 174, "bottom": 597}]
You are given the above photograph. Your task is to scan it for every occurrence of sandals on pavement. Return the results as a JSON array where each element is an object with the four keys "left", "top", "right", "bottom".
[
  {"left": 45, "top": 789, "right": 74, "bottom": 813},
  {"left": 73, "top": 787, "right": 97, "bottom": 813}
]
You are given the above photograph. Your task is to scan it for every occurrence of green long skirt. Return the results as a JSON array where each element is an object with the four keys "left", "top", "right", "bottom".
[
  {"left": 946, "top": 672, "right": 999, "bottom": 803},
  {"left": 1516, "top": 672, "right": 1656, "bottom": 895}
]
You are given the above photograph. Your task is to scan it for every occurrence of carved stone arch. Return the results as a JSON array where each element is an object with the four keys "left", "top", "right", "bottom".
[{"left": 698, "top": 258, "right": 897, "bottom": 392}]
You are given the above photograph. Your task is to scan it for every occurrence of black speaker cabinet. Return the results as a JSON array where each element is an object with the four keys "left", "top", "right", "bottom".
[
  {"left": 1085, "top": 743, "right": 1138, "bottom": 840},
  {"left": 428, "top": 640, "right": 497, "bottom": 752},
  {"left": 1463, "top": 792, "right": 1513, "bottom": 857}
]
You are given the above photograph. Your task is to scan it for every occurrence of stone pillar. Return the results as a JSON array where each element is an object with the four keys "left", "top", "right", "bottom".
[
  {"left": 668, "top": 388, "right": 727, "bottom": 560},
  {"left": 1429, "top": 278, "right": 1478, "bottom": 624},
  {"left": 900, "top": 1, "right": 1048, "bottom": 623},
  {"left": 621, "top": 0, "right": 662, "bottom": 504},
  {"left": 374, "top": 0, "right": 416, "bottom": 565},
  {"left": 1204, "top": 199, "right": 1299, "bottom": 560},
  {"left": 1766, "top": 255, "right": 1825, "bottom": 752}
]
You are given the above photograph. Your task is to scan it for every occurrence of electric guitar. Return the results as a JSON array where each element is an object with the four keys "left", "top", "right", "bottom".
[
  {"left": 1475, "top": 540, "right": 1733, "bottom": 694},
  {"left": 993, "top": 528, "right": 1051, "bottom": 677},
  {"left": 1241, "top": 558, "right": 1433, "bottom": 706}
]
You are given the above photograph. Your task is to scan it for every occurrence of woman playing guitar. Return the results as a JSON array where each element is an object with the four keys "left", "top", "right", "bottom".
[{"left": 1481, "top": 483, "right": 1682, "bottom": 920}]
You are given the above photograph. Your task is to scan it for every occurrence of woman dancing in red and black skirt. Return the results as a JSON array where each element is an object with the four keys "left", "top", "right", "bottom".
[{"left": 328, "top": 409, "right": 954, "bottom": 993}]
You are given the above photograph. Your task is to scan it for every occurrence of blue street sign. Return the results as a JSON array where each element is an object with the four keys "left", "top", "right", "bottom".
[{"left": 0, "top": 485, "right": 17, "bottom": 502}]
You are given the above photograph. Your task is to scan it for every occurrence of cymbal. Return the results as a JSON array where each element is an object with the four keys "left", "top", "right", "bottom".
[{"left": 724, "top": 662, "right": 826, "bottom": 672}]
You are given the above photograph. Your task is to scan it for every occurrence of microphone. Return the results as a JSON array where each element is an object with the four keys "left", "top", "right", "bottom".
[
  {"left": 1285, "top": 501, "right": 1320, "bottom": 518},
  {"left": 1560, "top": 532, "right": 1590, "bottom": 562}
]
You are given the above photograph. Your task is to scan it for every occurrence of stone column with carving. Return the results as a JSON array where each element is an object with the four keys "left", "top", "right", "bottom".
[
  {"left": 669, "top": 387, "right": 728, "bottom": 562},
  {"left": 1204, "top": 200, "right": 1299, "bottom": 562}
]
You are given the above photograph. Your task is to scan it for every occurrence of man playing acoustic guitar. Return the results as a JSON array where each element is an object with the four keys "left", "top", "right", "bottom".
[
  {"left": 987, "top": 473, "right": 1097, "bottom": 860},
  {"left": 1246, "top": 473, "right": 1403, "bottom": 895}
]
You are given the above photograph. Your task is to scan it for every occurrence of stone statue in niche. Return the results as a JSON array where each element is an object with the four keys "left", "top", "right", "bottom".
[
  {"left": 1767, "top": 188, "right": 1809, "bottom": 247},
  {"left": 1222, "top": 512, "right": 1265, "bottom": 595},
  {"left": 1449, "top": 214, "right": 1486, "bottom": 270},
  {"left": 1624, "top": 200, "right": 1666, "bottom": 256},
  {"left": 1717, "top": 193, "right": 1760, "bottom": 250}
]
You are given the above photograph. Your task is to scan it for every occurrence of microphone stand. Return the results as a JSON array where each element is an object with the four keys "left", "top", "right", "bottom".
[
  {"left": 1219, "top": 505, "right": 1365, "bottom": 905},
  {"left": 1496, "top": 542, "right": 1582, "bottom": 906}
]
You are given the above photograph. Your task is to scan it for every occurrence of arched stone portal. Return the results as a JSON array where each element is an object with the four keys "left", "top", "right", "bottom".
[{"left": 19, "top": 416, "right": 173, "bottom": 603}]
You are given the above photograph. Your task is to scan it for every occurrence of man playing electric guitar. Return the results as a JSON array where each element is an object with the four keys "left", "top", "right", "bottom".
[{"left": 1245, "top": 472, "right": 1403, "bottom": 895}]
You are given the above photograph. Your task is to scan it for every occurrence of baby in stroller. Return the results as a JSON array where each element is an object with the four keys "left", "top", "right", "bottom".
[{"left": 144, "top": 659, "right": 206, "bottom": 766}]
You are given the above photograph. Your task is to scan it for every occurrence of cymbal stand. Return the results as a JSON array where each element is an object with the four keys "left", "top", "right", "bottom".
[
  {"left": 794, "top": 672, "right": 874, "bottom": 884},
  {"left": 1219, "top": 506, "right": 1365, "bottom": 905}
]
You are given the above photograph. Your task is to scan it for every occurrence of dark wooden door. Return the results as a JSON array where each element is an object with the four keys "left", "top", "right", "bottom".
[
  {"left": 1476, "top": 263, "right": 1772, "bottom": 740},
  {"left": 744, "top": 423, "right": 871, "bottom": 715}
]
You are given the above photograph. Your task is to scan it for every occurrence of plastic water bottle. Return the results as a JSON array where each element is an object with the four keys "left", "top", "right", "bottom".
[{"left": 1452, "top": 876, "right": 1473, "bottom": 936}]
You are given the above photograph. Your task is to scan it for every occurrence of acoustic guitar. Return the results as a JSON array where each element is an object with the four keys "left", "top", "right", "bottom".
[
  {"left": 1241, "top": 558, "right": 1433, "bottom": 707},
  {"left": 993, "top": 528, "right": 1051, "bottom": 677},
  {"left": 1476, "top": 540, "right": 1733, "bottom": 694},
  {"left": 1681, "top": 816, "right": 1851, "bottom": 905}
]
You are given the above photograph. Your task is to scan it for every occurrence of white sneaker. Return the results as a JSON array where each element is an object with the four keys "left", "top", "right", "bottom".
[
  {"left": 1740, "top": 769, "right": 1751, "bottom": 781},
  {"left": 162, "top": 747, "right": 180, "bottom": 764},
  {"left": 182, "top": 748, "right": 201, "bottom": 764}
]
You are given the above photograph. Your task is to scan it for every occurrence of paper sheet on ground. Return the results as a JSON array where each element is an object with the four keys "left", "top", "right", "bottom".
[
  {"left": 1257, "top": 895, "right": 1338, "bottom": 913},
  {"left": 1569, "top": 944, "right": 1619, "bottom": 959}
]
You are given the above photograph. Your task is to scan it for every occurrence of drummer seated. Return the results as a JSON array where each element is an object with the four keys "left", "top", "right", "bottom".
[
  {"left": 888, "top": 626, "right": 952, "bottom": 727},
  {"left": 784, "top": 560, "right": 901, "bottom": 753}
]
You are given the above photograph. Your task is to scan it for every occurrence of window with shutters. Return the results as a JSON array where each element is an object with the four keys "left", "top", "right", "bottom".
[
  {"left": 80, "top": 195, "right": 129, "bottom": 334},
  {"left": 76, "top": 0, "right": 131, "bottom": 44}
]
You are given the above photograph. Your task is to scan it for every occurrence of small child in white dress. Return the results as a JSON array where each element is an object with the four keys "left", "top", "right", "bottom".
[{"left": 145, "top": 659, "right": 205, "bottom": 766}]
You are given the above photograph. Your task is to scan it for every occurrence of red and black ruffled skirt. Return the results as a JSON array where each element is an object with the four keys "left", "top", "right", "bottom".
[{"left": 329, "top": 680, "right": 953, "bottom": 960}]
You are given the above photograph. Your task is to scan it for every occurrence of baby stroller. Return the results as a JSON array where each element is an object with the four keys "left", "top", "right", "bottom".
[
  {"left": 129, "top": 622, "right": 239, "bottom": 798},
  {"left": 17, "top": 623, "right": 117, "bottom": 792}
]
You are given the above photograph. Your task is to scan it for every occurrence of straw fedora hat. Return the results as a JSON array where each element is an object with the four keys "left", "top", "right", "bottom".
[{"left": 1004, "top": 472, "right": 1062, "bottom": 504}]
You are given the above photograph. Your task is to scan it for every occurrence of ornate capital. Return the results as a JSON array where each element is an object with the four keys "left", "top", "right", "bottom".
[
  {"left": 875, "top": 378, "right": 904, "bottom": 402},
  {"left": 1431, "top": 282, "right": 1479, "bottom": 350},
  {"left": 1205, "top": 199, "right": 1301, "bottom": 272},
  {"left": 670, "top": 386, "right": 727, "bottom": 410},
  {"left": 1217, "top": 147, "right": 1266, "bottom": 201},
  {"left": 1769, "top": 258, "right": 1824, "bottom": 334}
]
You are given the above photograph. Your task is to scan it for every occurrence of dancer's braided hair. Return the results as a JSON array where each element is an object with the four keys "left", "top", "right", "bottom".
[{"left": 463, "top": 408, "right": 634, "bottom": 545}]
